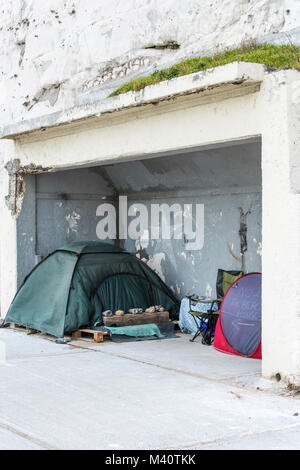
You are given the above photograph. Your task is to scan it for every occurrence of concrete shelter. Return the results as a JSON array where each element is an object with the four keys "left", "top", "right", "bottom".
[
  {"left": 1, "top": 2, "right": 300, "bottom": 387},
  {"left": 1, "top": 62, "right": 300, "bottom": 384}
]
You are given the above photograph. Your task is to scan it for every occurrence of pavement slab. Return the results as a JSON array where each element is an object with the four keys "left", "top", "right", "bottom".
[{"left": 0, "top": 328, "right": 299, "bottom": 450}]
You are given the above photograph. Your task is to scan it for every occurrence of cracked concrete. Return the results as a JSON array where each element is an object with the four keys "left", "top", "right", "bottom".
[
  {"left": 4, "top": 159, "right": 26, "bottom": 217},
  {"left": 4, "top": 159, "right": 52, "bottom": 217},
  {"left": 0, "top": 328, "right": 299, "bottom": 450}
]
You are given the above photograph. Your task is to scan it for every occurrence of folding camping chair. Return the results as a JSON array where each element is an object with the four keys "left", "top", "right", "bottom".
[{"left": 189, "top": 269, "right": 243, "bottom": 345}]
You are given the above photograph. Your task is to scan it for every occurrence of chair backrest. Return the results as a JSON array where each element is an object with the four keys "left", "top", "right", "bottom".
[{"left": 216, "top": 269, "right": 243, "bottom": 299}]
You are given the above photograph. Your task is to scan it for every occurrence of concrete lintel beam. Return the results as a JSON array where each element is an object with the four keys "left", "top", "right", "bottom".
[{"left": 0, "top": 62, "right": 265, "bottom": 141}]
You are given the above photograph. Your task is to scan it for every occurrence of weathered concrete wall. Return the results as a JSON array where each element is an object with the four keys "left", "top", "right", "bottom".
[
  {"left": 17, "top": 174, "right": 36, "bottom": 287},
  {"left": 0, "top": 0, "right": 300, "bottom": 128},
  {"left": 17, "top": 167, "right": 116, "bottom": 285},
  {"left": 261, "top": 69, "right": 300, "bottom": 385},
  {"left": 125, "top": 191, "right": 262, "bottom": 298},
  {"left": 103, "top": 142, "right": 262, "bottom": 296},
  {"left": 0, "top": 140, "right": 17, "bottom": 316}
]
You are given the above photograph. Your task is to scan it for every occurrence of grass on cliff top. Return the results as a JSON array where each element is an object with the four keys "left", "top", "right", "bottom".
[{"left": 110, "top": 43, "right": 300, "bottom": 96}]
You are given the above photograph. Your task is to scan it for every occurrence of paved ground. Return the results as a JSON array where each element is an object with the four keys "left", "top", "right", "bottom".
[{"left": 0, "top": 328, "right": 299, "bottom": 450}]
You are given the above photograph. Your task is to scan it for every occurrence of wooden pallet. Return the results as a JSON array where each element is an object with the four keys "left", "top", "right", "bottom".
[
  {"left": 72, "top": 329, "right": 109, "bottom": 343},
  {"left": 10, "top": 323, "right": 26, "bottom": 330},
  {"left": 10, "top": 323, "right": 38, "bottom": 335}
]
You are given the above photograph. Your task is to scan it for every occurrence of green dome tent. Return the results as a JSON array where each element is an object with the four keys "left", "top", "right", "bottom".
[{"left": 4, "top": 241, "right": 179, "bottom": 338}]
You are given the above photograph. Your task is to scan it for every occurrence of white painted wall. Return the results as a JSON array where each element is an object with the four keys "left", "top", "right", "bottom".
[
  {"left": 0, "top": 140, "right": 17, "bottom": 317},
  {"left": 260, "top": 70, "right": 300, "bottom": 385},
  {"left": 0, "top": 0, "right": 300, "bottom": 128}
]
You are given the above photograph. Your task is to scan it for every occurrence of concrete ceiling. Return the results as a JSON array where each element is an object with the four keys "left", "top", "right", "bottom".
[{"left": 94, "top": 141, "right": 261, "bottom": 194}]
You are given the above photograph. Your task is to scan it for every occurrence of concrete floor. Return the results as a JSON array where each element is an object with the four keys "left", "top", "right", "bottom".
[{"left": 0, "top": 328, "right": 299, "bottom": 450}]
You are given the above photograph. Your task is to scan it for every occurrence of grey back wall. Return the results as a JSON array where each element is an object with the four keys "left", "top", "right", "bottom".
[{"left": 17, "top": 142, "right": 262, "bottom": 299}]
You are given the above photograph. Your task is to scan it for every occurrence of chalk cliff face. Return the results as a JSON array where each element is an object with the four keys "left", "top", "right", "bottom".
[{"left": 0, "top": 0, "right": 299, "bottom": 126}]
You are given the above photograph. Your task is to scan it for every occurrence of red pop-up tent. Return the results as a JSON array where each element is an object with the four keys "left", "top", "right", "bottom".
[{"left": 214, "top": 272, "right": 261, "bottom": 359}]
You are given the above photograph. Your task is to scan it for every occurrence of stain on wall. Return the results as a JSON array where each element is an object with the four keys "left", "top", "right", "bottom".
[{"left": 124, "top": 192, "right": 262, "bottom": 298}]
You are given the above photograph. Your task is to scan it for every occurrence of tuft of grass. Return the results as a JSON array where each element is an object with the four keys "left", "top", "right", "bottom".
[{"left": 109, "top": 43, "right": 300, "bottom": 97}]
